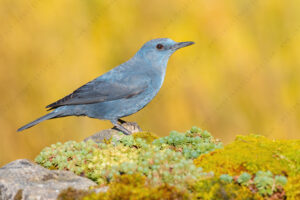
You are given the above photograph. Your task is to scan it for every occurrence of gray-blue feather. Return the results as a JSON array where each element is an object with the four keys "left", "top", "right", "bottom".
[{"left": 18, "top": 38, "right": 194, "bottom": 134}]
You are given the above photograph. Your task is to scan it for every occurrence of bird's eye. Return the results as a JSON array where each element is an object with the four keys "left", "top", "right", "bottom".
[{"left": 156, "top": 44, "right": 164, "bottom": 50}]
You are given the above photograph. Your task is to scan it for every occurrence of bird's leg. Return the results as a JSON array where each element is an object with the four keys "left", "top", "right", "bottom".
[
  {"left": 117, "top": 118, "right": 127, "bottom": 124},
  {"left": 111, "top": 120, "right": 132, "bottom": 135}
]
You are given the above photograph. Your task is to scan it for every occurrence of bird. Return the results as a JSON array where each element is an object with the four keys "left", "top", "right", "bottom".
[{"left": 18, "top": 38, "right": 194, "bottom": 135}]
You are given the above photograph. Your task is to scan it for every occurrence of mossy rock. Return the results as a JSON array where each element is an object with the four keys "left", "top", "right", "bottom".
[
  {"left": 35, "top": 128, "right": 209, "bottom": 186},
  {"left": 35, "top": 128, "right": 300, "bottom": 199}
]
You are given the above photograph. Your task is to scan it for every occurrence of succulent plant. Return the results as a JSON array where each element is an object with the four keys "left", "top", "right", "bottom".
[
  {"left": 252, "top": 171, "right": 288, "bottom": 196},
  {"left": 237, "top": 172, "right": 252, "bottom": 186},
  {"left": 275, "top": 175, "right": 288, "bottom": 186},
  {"left": 35, "top": 130, "right": 208, "bottom": 187},
  {"left": 254, "top": 171, "right": 275, "bottom": 196},
  {"left": 219, "top": 174, "right": 233, "bottom": 183},
  {"left": 153, "top": 126, "right": 222, "bottom": 159}
]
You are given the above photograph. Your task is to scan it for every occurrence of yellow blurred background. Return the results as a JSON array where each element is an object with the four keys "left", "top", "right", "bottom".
[{"left": 1, "top": 0, "right": 300, "bottom": 165}]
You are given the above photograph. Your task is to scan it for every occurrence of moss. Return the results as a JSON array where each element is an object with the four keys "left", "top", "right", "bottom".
[
  {"left": 57, "top": 187, "right": 91, "bottom": 200},
  {"left": 132, "top": 131, "right": 159, "bottom": 144},
  {"left": 190, "top": 177, "right": 263, "bottom": 200},
  {"left": 82, "top": 174, "right": 190, "bottom": 200},
  {"left": 13, "top": 189, "right": 23, "bottom": 200},
  {"left": 194, "top": 134, "right": 300, "bottom": 199},
  {"left": 194, "top": 134, "right": 300, "bottom": 176},
  {"left": 285, "top": 175, "right": 300, "bottom": 200}
]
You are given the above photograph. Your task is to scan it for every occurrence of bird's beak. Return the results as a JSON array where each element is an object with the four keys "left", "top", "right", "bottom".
[{"left": 172, "top": 41, "right": 195, "bottom": 50}]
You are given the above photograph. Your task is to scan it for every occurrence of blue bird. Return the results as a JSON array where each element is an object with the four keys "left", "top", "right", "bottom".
[{"left": 18, "top": 38, "right": 194, "bottom": 134}]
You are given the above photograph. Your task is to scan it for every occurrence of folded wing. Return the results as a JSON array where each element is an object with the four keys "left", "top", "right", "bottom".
[{"left": 46, "top": 75, "right": 149, "bottom": 109}]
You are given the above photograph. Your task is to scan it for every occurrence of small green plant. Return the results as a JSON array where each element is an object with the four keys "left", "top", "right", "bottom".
[
  {"left": 219, "top": 174, "right": 233, "bottom": 183},
  {"left": 254, "top": 171, "right": 274, "bottom": 196},
  {"left": 237, "top": 172, "right": 251, "bottom": 186},
  {"left": 253, "top": 171, "right": 288, "bottom": 196},
  {"left": 153, "top": 126, "right": 222, "bottom": 159},
  {"left": 275, "top": 175, "right": 288, "bottom": 186}
]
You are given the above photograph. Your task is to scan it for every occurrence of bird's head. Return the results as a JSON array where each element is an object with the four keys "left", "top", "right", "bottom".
[{"left": 134, "top": 38, "right": 194, "bottom": 68}]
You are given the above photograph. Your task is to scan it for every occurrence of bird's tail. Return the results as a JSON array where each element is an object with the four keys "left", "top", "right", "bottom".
[{"left": 17, "top": 111, "right": 59, "bottom": 132}]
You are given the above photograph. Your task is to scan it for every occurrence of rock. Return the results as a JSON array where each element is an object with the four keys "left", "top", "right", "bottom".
[
  {"left": 0, "top": 159, "right": 96, "bottom": 200},
  {"left": 84, "top": 121, "right": 142, "bottom": 143}
]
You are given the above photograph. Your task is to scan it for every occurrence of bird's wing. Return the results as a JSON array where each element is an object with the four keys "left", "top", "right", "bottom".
[{"left": 46, "top": 74, "right": 149, "bottom": 109}]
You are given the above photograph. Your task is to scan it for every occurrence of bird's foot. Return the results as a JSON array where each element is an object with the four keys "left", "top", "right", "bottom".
[
  {"left": 117, "top": 119, "right": 127, "bottom": 124},
  {"left": 111, "top": 120, "right": 132, "bottom": 135}
]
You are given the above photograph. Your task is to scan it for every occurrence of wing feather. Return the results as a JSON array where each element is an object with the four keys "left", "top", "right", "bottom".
[{"left": 46, "top": 75, "right": 149, "bottom": 109}]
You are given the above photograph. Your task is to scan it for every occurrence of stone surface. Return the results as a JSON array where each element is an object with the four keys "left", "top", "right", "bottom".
[
  {"left": 0, "top": 159, "right": 96, "bottom": 200},
  {"left": 84, "top": 121, "right": 142, "bottom": 143}
]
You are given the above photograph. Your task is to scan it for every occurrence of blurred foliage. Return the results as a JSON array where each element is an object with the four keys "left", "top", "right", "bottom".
[{"left": 0, "top": 0, "right": 300, "bottom": 164}]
